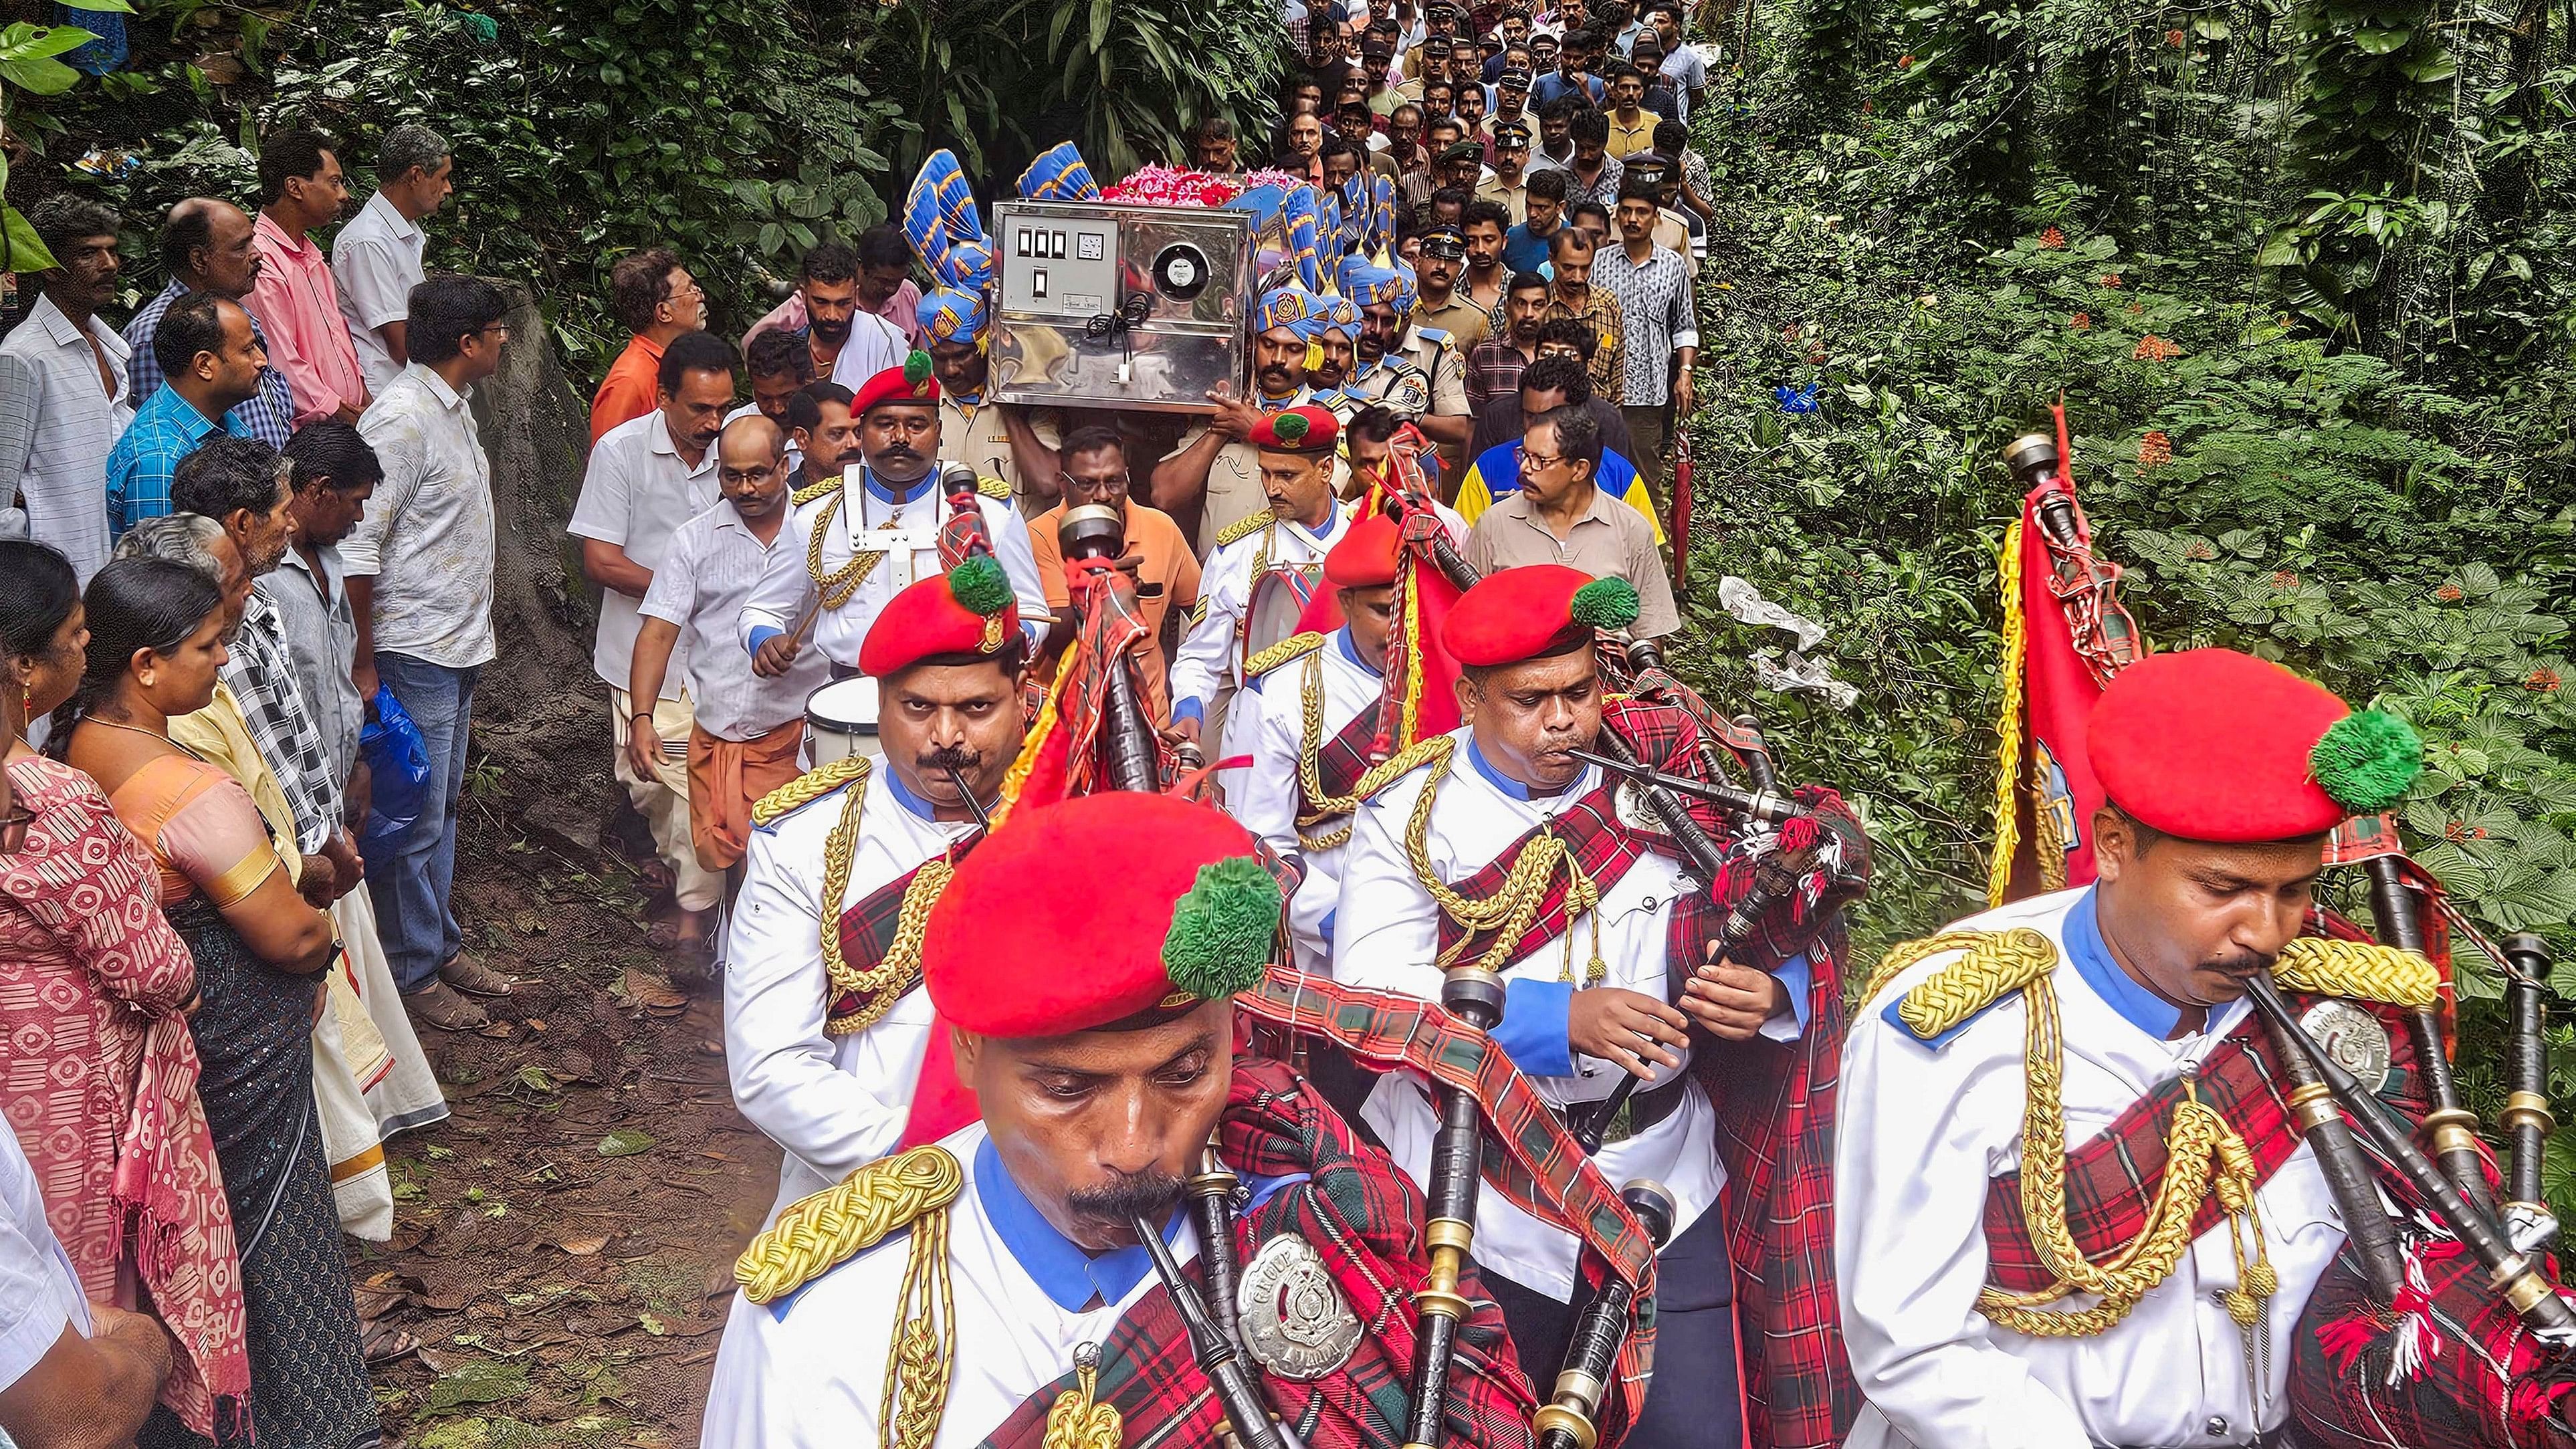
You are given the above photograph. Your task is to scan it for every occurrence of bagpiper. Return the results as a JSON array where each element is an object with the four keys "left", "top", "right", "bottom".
[{"left": 723, "top": 562, "right": 1026, "bottom": 1212}]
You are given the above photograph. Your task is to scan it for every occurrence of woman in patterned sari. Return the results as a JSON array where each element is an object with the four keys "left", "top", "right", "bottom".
[
  {"left": 55, "top": 557, "right": 374, "bottom": 1449},
  {"left": 1, "top": 540, "right": 250, "bottom": 1439}
]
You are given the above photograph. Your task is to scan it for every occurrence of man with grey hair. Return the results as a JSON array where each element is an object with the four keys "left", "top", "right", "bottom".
[{"left": 334, "top": 124, "right": 453, "bottom": 392}]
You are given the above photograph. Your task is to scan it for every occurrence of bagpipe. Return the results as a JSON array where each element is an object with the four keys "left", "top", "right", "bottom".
[{"left": 1996, "top": 426, "right": 2576, "bottom": 1446}]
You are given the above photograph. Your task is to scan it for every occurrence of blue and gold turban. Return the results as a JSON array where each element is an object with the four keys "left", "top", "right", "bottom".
[
  {"left": 904, "top": 150, "right": 986, "bottom": 286},
  {"left": 1018, "top": 142, "right": 1101, "bottom": 202},
  {"left": 1257, "top": 286, "right": 1317, "bottom": 339},
  {"left": 1315, "top": 293, "right": 1358, "bottom": 341},
  {"left": 1281, "top": 185, "right": 1325, "bottom": 292},
  {"left": 1339, "top": 255, "right": 1408, "bottom": 315},
  {"left": 1362, "top": 174, "right": 1396, "bottom": 261},
  {"left": 918, "top": 287, "right": 989, "bottom": 346}
]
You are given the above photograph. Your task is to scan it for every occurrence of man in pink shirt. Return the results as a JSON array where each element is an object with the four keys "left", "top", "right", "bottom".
[{"left": 247, "top": 128, "right": 370, "bottom": 427}]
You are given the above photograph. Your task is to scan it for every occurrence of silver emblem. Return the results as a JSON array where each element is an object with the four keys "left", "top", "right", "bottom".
[
  {"left": 2300, "top": 999, "right": 2394, "bottom": 1096},
  {"left": 1612, "top": 780, "right": 1670, "bottom": 839},
  {"left": 1235, "top": 1232, "right": 1362, "bottom": 1380}
]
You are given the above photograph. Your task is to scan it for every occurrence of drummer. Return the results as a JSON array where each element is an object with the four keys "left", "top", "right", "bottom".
[
  {"left": 726, "top": 559, "right": 1029, "bottom": 1215},
  {"left": 739, "top": 353, "right": 1048, "bottom": 685},
  {"left": 1168, "top": 404, "right": 1358, "bottom": 756},
  {"left": 626, "top": 415, "right": 833, "bottom": 939}
]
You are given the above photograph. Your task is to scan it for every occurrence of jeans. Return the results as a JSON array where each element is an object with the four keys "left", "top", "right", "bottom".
[
  {"left": 366, "top": 651, "right": 480, "bottom": 992},
  {"left": 1485, "top": 1206, "right": 1743, "bottom": 1449}
]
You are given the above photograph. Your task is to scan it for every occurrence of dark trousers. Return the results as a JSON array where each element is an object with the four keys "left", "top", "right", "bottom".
[{"left": 1484, "top": 1205, "right": 1743, "bottom": 1449}]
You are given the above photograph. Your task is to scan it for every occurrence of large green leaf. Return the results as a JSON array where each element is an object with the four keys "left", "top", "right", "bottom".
[
  {"left": 0, "top": 206, "right": 59, "bottom": 274},
  {"left": 0, "top": 23, "right": 99, "bottom": 63},
  {"left": 51, "top": 0, "right": 134, "bottom": 11}
]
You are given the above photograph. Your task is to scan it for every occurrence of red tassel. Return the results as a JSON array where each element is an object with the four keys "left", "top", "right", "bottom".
[
  {"left": 2316, "top": 1309, "right": 2381, "bottom": 1375},
  {"left": 1778, "top": 816, "right": 1821, "bottom": 854}
]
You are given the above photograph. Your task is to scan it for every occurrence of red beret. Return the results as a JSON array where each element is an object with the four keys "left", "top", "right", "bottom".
[
  {"left": 1323, "top": 514, "right": 1403, "bottom": 589},
  {"left": 1252, "top": 405, "right": 1339, "bottom": 456},
  {"left": 857, "top": 556, "right": 1018, "bottom": 677},
  {"left": 851, "top": 350, "right": 941, "bottom": 415},
  {"left": 2088, "top": 649, "right": 2422, "bottom": 843},
  {"left": 922, "top": 793, "right": 1283, "bottom": 1038},
  {"left": 1441, "top": 564, "right": 1640, "bottom": 667}
]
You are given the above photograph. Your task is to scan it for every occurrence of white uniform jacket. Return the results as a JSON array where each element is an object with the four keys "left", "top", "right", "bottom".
[
  {"left": 1836, "top": 887, "right": 2354, "bottom": 1449},
  {"left": 738, "top": 467, "right": 1045, "bottom": 672},
  {"left": 1168, "top": 499, "right": 1357, "bottom": 731},
  {"left": 702, "top": 1122, "right": 1205, "bottom": 1449},
  {"left": 725, "top": 764, "right": 973, "bottom": 1214},
  {"left": 1230, "top": 627, "right": 1384, "bottom": 972},
  {"left": 1331, "top": 730, "right": 1807, "bottom": 1299}
]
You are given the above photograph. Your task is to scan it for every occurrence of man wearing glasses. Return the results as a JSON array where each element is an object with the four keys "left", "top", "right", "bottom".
[
  {"left": 1025, "top": 425, "right": 1200, "bottom": 722},
  {"left": 1463, "top": 402, "right": 1676, "bottom": 639}
]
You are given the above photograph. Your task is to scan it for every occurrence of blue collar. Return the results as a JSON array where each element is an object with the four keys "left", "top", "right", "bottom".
[
  {"left": 976, "top": 1137, "right": 1183, "bottom": 1314},
  {"left": 1287, "top": 505, "right": 1342, "bottom": 542},
  {"left": 883, "top": 764, "right": 940, "bottom": 822},
  {"left": 1335, "top": 626, "right": 1382, "bottom": 677},
  {"left": 861, "top": 467, "right": 938, "bottom": 507},
  {"left": 2066, "top": 887, "right": 2182, "bottom": 1039},
  {"left": 1465, "top": 736, "right": 1584, "bottom": 800}
]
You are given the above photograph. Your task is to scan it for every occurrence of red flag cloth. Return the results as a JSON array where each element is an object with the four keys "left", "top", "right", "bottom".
[{"left": 2004, "top": 478, "right": 2116, "bottom": 897}]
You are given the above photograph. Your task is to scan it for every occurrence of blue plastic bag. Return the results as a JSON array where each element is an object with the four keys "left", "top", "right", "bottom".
[{"left": 357, "top": 685, "right": 431, "bottom": 855}]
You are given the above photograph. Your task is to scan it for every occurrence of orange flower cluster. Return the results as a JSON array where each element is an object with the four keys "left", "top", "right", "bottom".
[
  {"left": 2435, "top": 582, "right": 2466, "bottom": 601},
  {"left": 2137, "top": 430, "right": 2173, "bottom": 469},
  {"left": 2526, "top": 667, "right": 2563, "bottom": 692},
  {"left": 2036, "top": 226, "right": 2066, "bottom": 249},
  {"left": 2099, "top": 273, "right": 2123, "bottom": 288},
  {"left": 2165, "top": 27, "right": 2186, "bottom": 45},
  {"left": 2133, "top": 334, "right": 2181, "bottom": 361},
  {"left": 2071, "top": 312, "right": 2092, "bottom": 330},
  {"left": 1898, "top": 53, "right": 1914, "bottom": 68},
  {"left": 2270, "top": 570, "right": 2300, "bottom": 588}
]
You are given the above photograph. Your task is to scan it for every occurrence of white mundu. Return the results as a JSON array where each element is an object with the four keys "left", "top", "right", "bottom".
[
  {"left": 738, "top": 469, "right": 1045, "bottom": 671},
  {"left": 701, "top": 1123, "right": 1203, "bottom": 1449},
  {"left": 1836, "top": 886, "right": 2351, "bottom": 1449},
  {"left": 1229, "top": 627, "right": 1384, "bottom": 973},
  {"left": 1331, "top": 732, "right": 1806, "bottom": 1299},
  {"left": 724, "top": 761, "right": 971, "bottom": 1214},
  {"left": 1168, "top": 499, "right": 1356, "bottom": 735}
]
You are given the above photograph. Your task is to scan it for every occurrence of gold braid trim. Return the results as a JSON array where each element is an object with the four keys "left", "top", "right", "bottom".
[
  {"left": 1403, "top": 740, "right": 1606, "bottom": 984},
  {"left": 791, "top": 473, "right": 846, "bottom": 507},
  {"left": 883, "top": 1196, "right": 958, "bottom": 1449},
  {"left": 814, "top": 762, "right": 875, "bottom": 1013},
  {"left": 974, "top": 474, "right": 1013, "bottom": 500},
  {"left": 825, "top": 857, "right": 958, "bottom": 1036},
  {"left": 1293, "top": 670, "right": 1448, "bottom": 852},
  {"left": 1977, "top": 972, "right": 2270, "bottom": 1337},
  {"left": 1215, "top": 508, "right": 1277, "bottom": 548},
  {"left": 806, "top": 490, "right": 895, "bottom": 608},
  {"left": 1245, "top": 630, "right": 1327, "bottom": 679},
  {"left": 1894, "top": 929, "right": 2058, "bottom": 1040},
  {"left": 734, "top": 1145, "right": 963, "bottom": 1304},
  {"left": 1042, "top": 1350, "right": 1122, "bottom": 1449},
  {"left": 1987, "top": 519, "right": 2028, "bottom": 908},
  {"left": 2273, "top": 937, "right": 2438, "bottom": 1008},
  {"left": 752, "top": 756, "right": 871, "bottom": 827}
]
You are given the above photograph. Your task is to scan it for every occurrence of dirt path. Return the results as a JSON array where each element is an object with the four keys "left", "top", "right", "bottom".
[{"left": 350, "top": 792, "right": 780, "bottom": 1449}]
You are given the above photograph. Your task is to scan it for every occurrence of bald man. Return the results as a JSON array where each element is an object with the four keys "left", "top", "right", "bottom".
[
  {"left": 630, "top": 415, "right": 832, "bottom": 920},
  {"left": 124, "top": 197, "right": 299, "bottom": 447}
]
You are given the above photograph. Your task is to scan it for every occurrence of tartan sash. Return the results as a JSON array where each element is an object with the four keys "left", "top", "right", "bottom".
[
  {"left": 979, "top": 1058, "right": 1538, "bottom": 1449},
  {"left": 1980, "top": 996, "right": 2427, "bottom": 1295},
  {"left": 824, "top": 837, "right": 979, "bottom": 1031},
  {"left": 1430, "top": 700, "right": 1710, "bottom": 972},
  {"left": 1302, "top": 695, "right": 1386, "bottom": 818},
  {"left": 2290, "top": 1237, "right": 2575, "bottom": 1448}
]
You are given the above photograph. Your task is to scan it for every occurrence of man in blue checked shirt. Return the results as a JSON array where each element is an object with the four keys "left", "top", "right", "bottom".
[
  {"left": 105, "top": 294, "right": 267, "bottom": 538},
  {"left": 122, "top": 198, "right": 298, "bottom": 447}
]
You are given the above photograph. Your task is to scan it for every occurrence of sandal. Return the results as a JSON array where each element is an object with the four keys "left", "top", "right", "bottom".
[
  {"left": 402, "top": 981, "right": 489, "bottom": 1032},
  {"left": 643, "top": 919, "right": 684, "bottom": 952},
  {"left": 360, "top": 1323, "right": 420, "bottom": 1365},
  {"left": 437, "top": 951, "right": 519, "bottom": 998}
]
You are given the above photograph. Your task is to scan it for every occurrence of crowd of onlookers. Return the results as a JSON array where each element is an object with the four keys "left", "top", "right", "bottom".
[{"left": 0, "top": 0, "right": 1713, "bottom": 1438}]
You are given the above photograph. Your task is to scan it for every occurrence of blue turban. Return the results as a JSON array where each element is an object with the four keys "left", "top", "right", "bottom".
[
  {"left": 1257, "top": 286, "right": 1315, "bottom": 338},
  {"left": 1339, "top": 255, "right": 1406, "bottom": 312},
  {"left": 1018, "top": 142, "right": 1101, "bottom": 202},
  {"left": 1281, "top": 185, "right": 1325, "bottom": 292},
  {"left": 1362, "top": 174, "right": 1396, "bottom": 261},
  {"left": 918, "top": 286, "right": 988, "bottom": 346},
  {"left": 1315, "top": 294, "right": 1358, "bottom": 341},
  {"left": 903, "top": 150, "right": 986, "bottom": 286}
]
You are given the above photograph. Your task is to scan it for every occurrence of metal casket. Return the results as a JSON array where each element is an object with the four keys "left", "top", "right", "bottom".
[{"left": 989, "top": 200, "right": 1258, "bottom": 416}]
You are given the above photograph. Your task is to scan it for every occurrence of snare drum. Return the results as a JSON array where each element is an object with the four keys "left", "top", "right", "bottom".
[
  {"left": 1241, "top": 564, "right": 1325, "bottom": 674},
  {"left": 805, "top": 676, "right": 882, "bottom": 767}
]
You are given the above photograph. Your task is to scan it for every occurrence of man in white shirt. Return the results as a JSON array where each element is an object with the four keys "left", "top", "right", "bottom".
[
  {"left": 628, "top": 415, "right": 830, "bottom": 920},
  {"left": 331, "top": 124, "right": 451, "bottom": 393},
  {"left": 0, "top": 195, "right": 130, "bottom": 584},
  {"left": 739, "top": 356, "right": 1046, "bottom": 685},
  {"left": 0, "top": 1105, "right": 175, "bottom": 1449},
  {"left": 570, "top": 329, "right": 735, "bottom": 966},
  {"left": 1838, "top": 648, "right": 2477, "bottom": 1449},
  {"left": 1333, "top": 562, "right": 1816, "bottom": 1449},
  {"left": 1168, "top": 405, "right": 1356, "bottom": 754},
  {"left": 724, "top": 562, "right": 1026, "bottom": 1216},
  {"left": 351, "top": 273, "right": 510, "bottom": 1030}
]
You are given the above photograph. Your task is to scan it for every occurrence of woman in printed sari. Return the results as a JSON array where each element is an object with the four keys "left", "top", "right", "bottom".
[
  {"left": 0, "top": 540, "right": 251, "bottom": 1440},
  {"left": 54, "top": 556, "right": 374, "bottom": 1449}
]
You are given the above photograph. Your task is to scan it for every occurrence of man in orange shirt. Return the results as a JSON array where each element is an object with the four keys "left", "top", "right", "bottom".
[
  {"left": 587, "top": 246, "right": 707, "bottom": 444},
  {"left": 1025, "top": 424, "right": 1200, "bottom": 722}
]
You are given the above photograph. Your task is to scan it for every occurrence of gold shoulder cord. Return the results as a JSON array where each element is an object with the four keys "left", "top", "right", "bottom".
[
  {"left": 1293, "top": 655, "right": 1450, "bottom": 853},
  {"left": 733, "top": 1146, "right": 962, "bottom": 1449},
  {"left": 1869, "top": 928, "right": 2276, "bottom": 1337},
  {"left": 1402, "top": 740, "right": 1606, "bottom": 985},
  {"left": 812, "top": 762, "right": 960, "bottom": 1036},
  {"left": 1042, "top": 1346, "right": 1121, "bottom": 1449},
  {"left": 806, "top": 490, "right": 895, "bottom": 609}
]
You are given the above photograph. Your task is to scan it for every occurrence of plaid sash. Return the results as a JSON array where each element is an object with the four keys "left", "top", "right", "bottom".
[
  {"left": 823, "top": 838, "right": 979, "bottom": 1030},
  {"left": 980, "top": 1058, "right": 1539, "bottom": 1449},
  {"left": 1303, "top": 695, "right": 1386, "bottom": 817},
  {"left": 1430, "top": 700, "right": 1709, "bottom": 970},
  {"left": 2290, "top": 1236, "right": 2576, "bottom": 1448},
  {"left": 1980, "top": 996, "right": 2428, "bottom": 1294}
]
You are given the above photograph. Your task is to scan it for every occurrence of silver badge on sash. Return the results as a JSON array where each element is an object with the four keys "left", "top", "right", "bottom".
[
  {"left": 2299, "top": 999, "right": 2395, "bottom": 1096},
  {"left": 1235, "top": 1232, "right": 1362, "bottom": 1380},
  {"left": 1613, "top": 780, "right": 1670, "bottom": 839}
]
